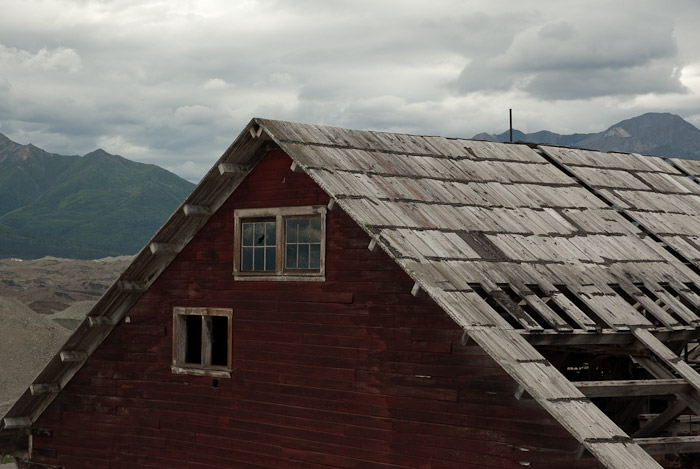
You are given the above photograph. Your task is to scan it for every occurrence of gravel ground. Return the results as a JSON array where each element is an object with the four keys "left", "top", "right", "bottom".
[{"left": 0, "top": 256, "right": 130, "bottom": 417}]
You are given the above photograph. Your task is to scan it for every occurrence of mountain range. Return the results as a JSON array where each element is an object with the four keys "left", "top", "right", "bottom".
[
  {"left": 1, "top": 112, "right": 699, "bottom": 259},
  {"left": 0, "top": 134, "right": 194, "bottom": 259},
  {"left": 473, "top": 112, "right": 700, "bottom": 160}
]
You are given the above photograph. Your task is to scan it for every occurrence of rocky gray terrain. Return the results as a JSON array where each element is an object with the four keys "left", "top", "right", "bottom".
[{"left": 0, "top": 256, "right": 130, "bottom": 417}]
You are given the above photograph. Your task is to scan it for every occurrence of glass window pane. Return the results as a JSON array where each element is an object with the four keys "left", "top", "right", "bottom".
[
  {"left": 298, "top": 218, "right": 310, "bottom": 243},
  {"left": 286, "top": 218, "right": 298, "bottom": 243},
  {"left": 254, "top": 223, "right": 266, "bottom": 246},
  {"left": 265, "top": 222, "right": 276, "bottom": 246},
  {"left": 309, "top": 218, "right": 322, "bottom": 243},
  {"left": 286, "top": 244, "right": 297, "bottom": 269},
  {"left": 265, "top": 247, "right": 276, "bottom": 271},
  {"left": 242, "top": 223, "right": 253, "bottom": 246},
  {"left": 242, "top": 247, "right": 253, "bottom": 271},
  {"left": 310, "top": 244, "right": 321, "bottom": 269},
  {"left": 254, "top": 247, "right": 265, "bottom": 271},
  {"left": 298, "top": 244, "right": 309, "bottom": 269}
]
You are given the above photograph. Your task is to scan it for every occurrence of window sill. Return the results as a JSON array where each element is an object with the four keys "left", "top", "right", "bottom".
[
  {"left": 233, "top": 274, "right": 326, "bottom": 282},
  {"left": 170, "top": 365, "right": 232, "bottom": 378}
]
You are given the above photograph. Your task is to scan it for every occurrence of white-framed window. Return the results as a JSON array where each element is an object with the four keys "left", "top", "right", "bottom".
[
  {"left": 233, "top": 206, "right": 326, "bottom": 281},
  {"left": 171, "top": 307, "right": 233, "bottom": 378}
]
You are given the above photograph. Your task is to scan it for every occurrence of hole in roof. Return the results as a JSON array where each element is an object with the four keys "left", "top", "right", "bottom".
[
  {"left": 469, "top": 283, "right": 521, "bottom": 329},
  {"left": 608, "top": 284, "right": 665, "bottom": 328},
  {"left": 636, "top": 283, "right": 684, "bottom": 325},
  {"left": 556, "top": 285, "right": 608, "bottom": 330},
  {"left": 527, "top": 284, "right": 577, "bottom": 329},
  {"left": 659, "top": 282, "right": 699, "bottom": 318},
  {"left": 497, "top": 284, "right": 550, "bottom": 330}
]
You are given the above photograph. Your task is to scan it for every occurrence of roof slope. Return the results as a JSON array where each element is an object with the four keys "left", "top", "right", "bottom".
[{"left": 4, "top": 118, "right": 700, "bottom": 468}]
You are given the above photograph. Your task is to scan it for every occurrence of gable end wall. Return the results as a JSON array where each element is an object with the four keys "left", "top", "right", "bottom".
[{"left": 29, "top": 150, "right": 602, "bottom": 469}]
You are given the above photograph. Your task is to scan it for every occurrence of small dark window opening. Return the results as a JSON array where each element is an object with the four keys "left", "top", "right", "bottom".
[
  {"left": 210, "top": 315, "right": 229, "bottom": 366},
  {"left": 173, "top": 307, "right": 233, "bottom": 376},
  {"left": 185, "top": 315, "right": 202, "bottom": 364}
]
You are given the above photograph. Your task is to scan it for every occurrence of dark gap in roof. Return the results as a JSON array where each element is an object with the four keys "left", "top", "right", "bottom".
[
  {"left": 469, "top": 283, "right": 521, "bottom": 329},
  {"left": 556, "top": 284, "right": 609, "bottom": 329},
  {"left": 636, "top": 284, "right": 683, "bottom": 325},
  {"left": 684, "top": 282, "right": 700, "bottom": 301},
  {"left": 498, "top": 284, "right": 549, "bottom": 330},
  {"left": 608, "top": 284, "right": 664, "bottom": 328},
  {"left": 661, "top": 282, "right": 699, "bottom": 317},
  {"left": 527, "top": 284, "right": 577, "bottom": 329}
]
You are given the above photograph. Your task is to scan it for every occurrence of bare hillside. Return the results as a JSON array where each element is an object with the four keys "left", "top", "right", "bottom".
[{"left": 0, "top": 256, "right": 130, "bottom": 417}]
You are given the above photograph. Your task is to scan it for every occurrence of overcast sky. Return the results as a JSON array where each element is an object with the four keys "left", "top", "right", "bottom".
[{"left": 2, "top": 0, "right": 700, "bottom": 181}]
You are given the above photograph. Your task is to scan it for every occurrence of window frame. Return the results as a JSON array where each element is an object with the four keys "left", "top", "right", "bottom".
[
  {"left": 233, "top": 205, "right": 327, "bottom": 282},
  {"left": 171, "top": 307, "right": 233, "bottom": 378}
]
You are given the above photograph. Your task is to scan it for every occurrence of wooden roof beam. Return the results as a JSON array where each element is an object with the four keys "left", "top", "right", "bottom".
[
  {"left": 29, "top": 384, "right": 60, "bottom": 396},
  {"left": 411, "top": 282, "right": 421, "bottom": 297},
  {"left": 183, "top": 204, "right": 212, "bottom": 217},
  {"left": 88, "top": 316, "right": 118, "bottom": 327},
  {"left": 633, "top": 401, "right": 689, "bottom": 438},
  {"left": 218, "top": 163, "right": 249, "bottom": 176},
  {"left": 635, "top": 436, "right": 700, "bottom": 455},
  {"left": 149, "top": 243, "right": 178, "bottom": 255},
  {"left": 574, "top": 379, "right": 691, "bottom": 398},
  {"left": 2, "top": 417, "right": 31, "bottom": 430},
  {"left": 59, "top": 351, "right": 88, "bottom": 363},
  {"left": 118, "top": 280, "right": 145, "bottom": 292},
  {"left": 249, "top": 125, "right": 263, "bottom": 138}
]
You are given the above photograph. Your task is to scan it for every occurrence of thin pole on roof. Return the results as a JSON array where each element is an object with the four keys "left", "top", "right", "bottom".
[{"left": 509, "top": 109, "right": 513, "bottom": 143}]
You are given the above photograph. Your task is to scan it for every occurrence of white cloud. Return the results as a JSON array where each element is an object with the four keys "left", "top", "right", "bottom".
[
  {"left": 203, "top": 78, "right": 230, "bottom": 90},
  {"left": 96, "top": 135, "right": 151, "bottom": 158}
]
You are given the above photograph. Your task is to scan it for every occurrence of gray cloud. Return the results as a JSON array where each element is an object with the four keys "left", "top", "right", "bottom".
[
  {"left": 454, "top": 7, "right": 687, "bottom": 100},
  {"left": 0, "top": 0, "right": 699, "bottom": 181}
]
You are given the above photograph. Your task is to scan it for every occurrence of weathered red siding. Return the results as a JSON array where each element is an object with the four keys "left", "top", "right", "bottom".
[{"left": 29, "top": 150, "right": 602, "bottom": 468}]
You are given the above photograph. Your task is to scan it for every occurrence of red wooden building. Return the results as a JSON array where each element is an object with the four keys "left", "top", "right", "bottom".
[{"left": 3, "top": 119, "right": 700, "bottom": 468}]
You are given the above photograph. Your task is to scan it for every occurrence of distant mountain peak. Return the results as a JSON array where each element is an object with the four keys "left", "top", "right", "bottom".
[
  {"left": 0, "top": 136, "right": 195, "bottom": 259},
  {"left": 473, "top": 112, "right": 700, "bottom": 161}
]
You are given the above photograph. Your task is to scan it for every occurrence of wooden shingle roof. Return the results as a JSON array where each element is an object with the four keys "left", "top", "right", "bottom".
[{"left": 3, "top": 118, "right": 700, "bottom": 468}]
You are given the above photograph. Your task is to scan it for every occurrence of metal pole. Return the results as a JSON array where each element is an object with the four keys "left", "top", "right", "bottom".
[{"left": 509, "top": 109, "right": 513, "bottom": 143}]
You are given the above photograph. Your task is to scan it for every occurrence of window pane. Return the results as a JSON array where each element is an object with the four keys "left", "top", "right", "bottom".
[
  {"left": 185, "top": 315, "right": 202, "bottom": 364},
  {"left": 286, "top": 218, "right": 297, "bottom": 243},
  {"left": 242, "top": 223, "right": 253, "bottom": 246},
  {"left": 254, "top": 222, "right": 266, "bottom": 246},
  {"left": 310, "top": 244, "right": 321, "bottom": 269},
  {"left": 210, "top": 316, "right": 229, "bottom": 367},
  {"left": 254, "top": 247, "right": 265, "bottom": 271},
  {"left": 298, "top": 218, "right": 310, "bottom": 243},
  {"left": 242, "top": 247, "right": 253, "bottom": 271},
  {"left": 265, "top": 247, "right": 276, "bottom": 271},
  {"left": 310, "top": 218, "right": 322, "bottom": 243},
  {"left": 298, "top": 244, "right": 309, "bottom": 269},
  {"left": 265, "top": 222, "right": 276, "bottom": 246},
  {"left": 286, "top": 244, "right": 297, "bottom": 269}
]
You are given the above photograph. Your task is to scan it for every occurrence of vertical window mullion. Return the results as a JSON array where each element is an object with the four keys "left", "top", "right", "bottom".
[
  {"left": 276, "top": 214, "right": 283, "bottom": 273},
  {"left": 202, "top": 316, "right": 212, "bottom": 367}
]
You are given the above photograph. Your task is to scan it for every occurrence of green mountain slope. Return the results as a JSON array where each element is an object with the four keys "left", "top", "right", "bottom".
[{"left": 0, "top": 137, "right": 194, "bottom": 259}]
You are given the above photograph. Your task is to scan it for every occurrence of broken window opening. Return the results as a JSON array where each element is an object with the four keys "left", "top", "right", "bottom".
[{"left": 172, "top": 307, "right": 233, "bottom": 378}]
